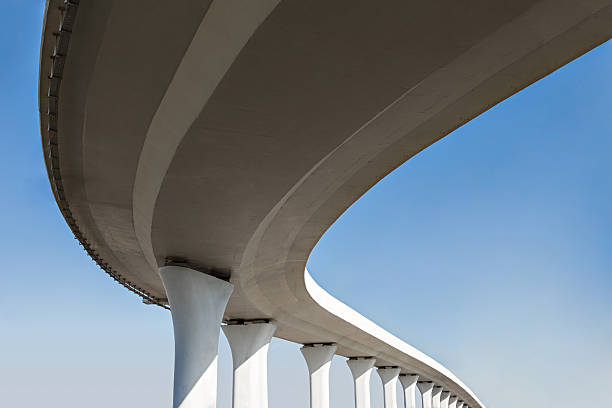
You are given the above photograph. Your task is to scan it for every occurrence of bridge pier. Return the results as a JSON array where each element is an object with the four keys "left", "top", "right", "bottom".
[
  {"left": 300, "top": 344, "right": 337, "bottom": 408},
  {"left": 377, "top": 367, "right": 401, "bottom": 408},
  {"left": 159, "top": 265, "right": 233, "bottom": 408},
  {"left": 417, "top": 382, "right": 435, "bottom": 408},
  {"left": 441, "top": 391, "right": 451, "bottom": 408},
  {"left": 222, "top": 321, "right": 276, "bottom": 408},
  {"left": 158, "top": 265, "right": 473, "bottom": 408},
  {"left": 347, "top": 357, "right": 376, "bottom": 408},
  {"left": 399, "top": 374, "right": 418, "bottom": 408},
  {"left": 432, "top": 386, "right": 443, "bottom": 408}
]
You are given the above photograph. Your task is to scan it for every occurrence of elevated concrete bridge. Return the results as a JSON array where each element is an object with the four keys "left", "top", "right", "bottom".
[{"left": 39, "top": 1, "right": 612, "bottom": 407}]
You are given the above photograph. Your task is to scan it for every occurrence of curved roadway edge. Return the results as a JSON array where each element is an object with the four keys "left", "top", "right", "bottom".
[
  {"left": 38, "top": 0, "right": 171, "bottom": 305},
  {"left": 38, "top": 1, "right": 612, "bottom": 407},
  {"left": 230, "top": 2, "right": 612, "bottom": 405},
  {"left": 303, "top": 269, "right": 484, "bottom": 408}
]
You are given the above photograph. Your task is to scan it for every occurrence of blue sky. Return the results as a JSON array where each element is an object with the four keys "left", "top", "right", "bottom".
[{"left": 1, "top": 2, "right": 611, "bottom": 407}]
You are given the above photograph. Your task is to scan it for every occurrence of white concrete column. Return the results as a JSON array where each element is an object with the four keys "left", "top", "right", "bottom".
[
  {"left": 441, "top": 391, "right": 450, "bottom": 408},
  {"left": 300, "top": 344, "right": 337, "bottom": 408},
  {"left": 347, "top": 357, "right": 376, "bottom": 408},
  {"left": 456, "top": 401, "right": 464, "bottom": 408},
  {"left": 222, "top": 321, "right": 276, "bottom": 408},
  {"left": 432, "top": 386, "right": 443, "bottom": 408},
  {"left": 159, "top": 266, "right": 234, "bottom": 408},
  {"left": 449, "top": 395, "right": 458, "bottom": 408},
  {"left": 377, "top": 367, "right": 401, "bottom": 408},
  {"left": 399, "top": 374, "right": 418, "bottom": 408},
  {"left": 417, "top": 382, "right": 434, "bottom": 408}
]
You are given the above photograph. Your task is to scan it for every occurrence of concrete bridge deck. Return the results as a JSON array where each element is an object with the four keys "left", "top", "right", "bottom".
[{"left": 39, "top": 1, "right": 612, "bottom": 407}]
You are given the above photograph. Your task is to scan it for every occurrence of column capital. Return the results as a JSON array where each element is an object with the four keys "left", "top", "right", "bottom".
[
  {"left": 222, "top": 321, "right": 276, "bottom": 367},
  {"left": 347, "top": 357, "right": 376, "bottom": 378},
  {"left": 377, "top": 366, "right": 401, "bottom": 384},
  {"left": 399, "top": 374, "right": 419, "bottom": 388},
  {"left": 416, "top": 381, "right": 434, "bottom": 394},
  {"left": 301, "top": 344, "right": 337, "bottom": 373}
]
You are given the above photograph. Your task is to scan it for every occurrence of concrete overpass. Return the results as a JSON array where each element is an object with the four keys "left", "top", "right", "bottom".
[{"left": 39, "top": 1, "right": 612, "bottom": 407}]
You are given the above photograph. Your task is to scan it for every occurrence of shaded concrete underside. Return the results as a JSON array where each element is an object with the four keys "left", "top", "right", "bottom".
[{"left": 40, "top": 0, "right": 612, "bottom": 406}]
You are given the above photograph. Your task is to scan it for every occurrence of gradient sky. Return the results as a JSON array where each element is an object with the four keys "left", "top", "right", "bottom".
[{"left": 1, "top": 2, "right": 611, "bottom": 407}]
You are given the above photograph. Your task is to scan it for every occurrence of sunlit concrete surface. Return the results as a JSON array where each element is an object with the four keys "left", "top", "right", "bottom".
[
  {"left": 39, "top": 0, "right": 612, "bottom": 406},
  {"left": 399, "top": 375, "right": 419, "bottom": 408},
  {"left": 301, "top": 344, "right": 337, "bottom": 408}
]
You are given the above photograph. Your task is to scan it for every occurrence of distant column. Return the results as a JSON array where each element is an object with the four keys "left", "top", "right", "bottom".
[
  {"left": 301, "top": 344, "right": 337, "bottom": 408},
  {"left": 399, "top": 374, "right": 419, "bottom": 408},
  {"left": 457, "top": 401, "right": 464, "bottom": 408},
  {"left": 449, "top": 395, "right": 458, "bottom": 408},
  {"left": 222, "top": 321, "right": 276, "bottom": 408},
  {"left": 441, "top": 391, "right": 450, "bottom": 408},
  {"left": 377, "top": 367, "right": 401, "bottom": 408},
  {"left": 432, "top": 386, "right": 443, "bottom": 408},
  {"left": 347, "top": 357, "right": 376, "bottom": 408},
  {"left": 159, "top": 265, "right": 234, "bottom": 408},
  {"left": 417, "top": 382, "right": 434, "bottom": 408}
]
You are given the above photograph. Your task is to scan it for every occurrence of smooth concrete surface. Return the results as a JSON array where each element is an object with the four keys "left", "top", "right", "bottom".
[
  {"left": 222, "top": 322, "right": 276, "bottom": 408},
  {"left": 441, "top": 391, "right": 451, "bottom": 408},
  {"left": 159, "top": 266, "right": 233, "bottom": 408},
  {"left": 132, "top": 0, "right": 281, "bottom": 275},
  {"left": 347, "top": 358, "right": 376, "bottom": 408},
  {"left": 399, "top": 374, "right": 419, "bottom": 408},
  {"left": 432, "top": 386, "right": 443, "bottom": 408},
  {"left": 39, "top": 0, "right": 612, "bottom": 406},
  {"left": 300, "top": 344, "right": 337, "bottom": 408},
  {"left": 449, "top": 396, "right": 458, "bottom": 408},
  {"left": 377, "top": 367, "right": 401, "bottom": 408},
  {"left": 417, "top": 382, "right": 435, "bottom": 408},
  {"left": 457, "top": 401, "right": 464, "bottom": 408}
]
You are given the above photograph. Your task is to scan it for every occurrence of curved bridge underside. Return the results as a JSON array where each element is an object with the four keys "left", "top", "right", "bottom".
[{"left": 39, "top": 1, "right": 612, "bottom": 406}]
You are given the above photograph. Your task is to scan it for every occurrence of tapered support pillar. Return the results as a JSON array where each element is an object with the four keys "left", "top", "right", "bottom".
[
  {"left": 347, "top": 357, "right": 376, "bottom": 408},
  {"left": 417, "top": 382, "right": 434, "bottom": 408},
  {"left": 222, "top": 321, "right": 276, "bottom": 408},
  {"left": 377, "top": 367, "right": 401, "bottom": 408},
  {"left": 432, "top": 386, "right": 443, "bottom": 408},
  {"left": 449, "top": 396, "right": 458, "bottom": 408},
  {"left": 159, "top": 266, "right": 234, "bottom": 408},
  {"left": 300, "top": 344, "right": 337, "bottom": 408},
  {"left": 457, "top": 401, "right": 464, "bottom": 408},
  {"left": 399, "top": 375, "right": 418, "bottom": 408},
  {"left": 441, "top": 391, "right": 450, "bottom": 408}
]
